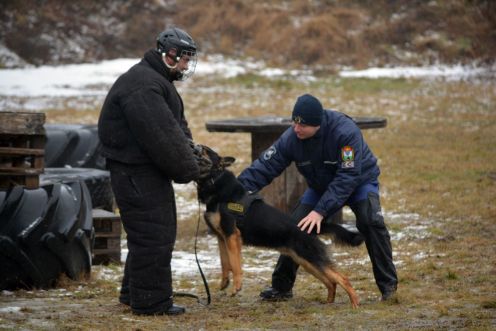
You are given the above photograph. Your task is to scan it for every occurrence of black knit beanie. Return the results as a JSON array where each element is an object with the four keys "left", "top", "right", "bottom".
[{"left": 291, "top": 94, "right": 323, "bottom": 126}]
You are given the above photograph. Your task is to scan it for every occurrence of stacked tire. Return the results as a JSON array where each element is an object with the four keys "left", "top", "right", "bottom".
[
  {"left": 44, "top": 124, "right": 105, "bottom": 169},
  {"left": 0, "top": 182, "right": 94, "bottom": 290},
  {"left": 44, "top": 124, "right": 113, "bottom": 212},
  {"left": 0, "top": 124, "right": 114, "bottom": 290}
]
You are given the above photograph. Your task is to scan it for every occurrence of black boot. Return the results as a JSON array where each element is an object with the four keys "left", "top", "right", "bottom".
[
  {"left": 259, "top": 287, "right": 293, "bottom": 301},
  {"left": 133, "top": 304, "right": 186, "bottom": 316},
  {"left": 381, "top": 284, "right": 398, "bottom": 301}
]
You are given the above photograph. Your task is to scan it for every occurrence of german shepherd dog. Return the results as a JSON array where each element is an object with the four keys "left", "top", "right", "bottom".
[{"left": 195, "top": 145, "right": 361, "bottom": 308}]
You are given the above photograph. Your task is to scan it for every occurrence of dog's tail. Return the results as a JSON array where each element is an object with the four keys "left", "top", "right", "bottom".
[{"left": 323, "top": 223, "right": 364, "bottom": 247}]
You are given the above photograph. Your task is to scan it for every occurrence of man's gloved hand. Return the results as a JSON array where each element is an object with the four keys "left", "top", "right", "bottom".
[{"left": 188, "top": 140, "right": 213, "bottom": 179}]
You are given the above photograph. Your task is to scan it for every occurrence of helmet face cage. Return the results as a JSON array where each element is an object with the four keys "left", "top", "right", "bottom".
[
  {"left": 156, "top": 28, "right": 198, "bottom": 81},
  {"left": 176, "top": 48, "right": 197, "bottom": 81}
]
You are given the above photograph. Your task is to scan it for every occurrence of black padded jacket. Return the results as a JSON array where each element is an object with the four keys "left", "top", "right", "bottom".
[{"left": 98, "top": 49, "right": 199, "bottom": 183}]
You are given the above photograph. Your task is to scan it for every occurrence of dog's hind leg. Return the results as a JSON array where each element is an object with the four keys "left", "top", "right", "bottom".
[
  {"left": 224, "top": 229, "right": 243, "bottom": 296},
  {"left": 286, "top": 252, "right": 358, "bottom": 308},
  {"left": 328, "top": 282, "right": 337, "bottom": 303},
  {"left": 322, "top": 267, "right": 359, "bottom": 308},
  {"left": 293, "top": 257, "right": 340, "bottom": 304}
]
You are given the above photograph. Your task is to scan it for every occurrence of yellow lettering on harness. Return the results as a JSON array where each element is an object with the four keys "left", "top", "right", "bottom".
[{"left": 227, "top": 202, "right": 244, "bottom": 213}]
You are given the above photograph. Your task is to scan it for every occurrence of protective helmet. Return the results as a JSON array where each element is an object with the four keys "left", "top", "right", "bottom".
[{"left": 156, "top": 27, "right": 198, "bottom": 80}]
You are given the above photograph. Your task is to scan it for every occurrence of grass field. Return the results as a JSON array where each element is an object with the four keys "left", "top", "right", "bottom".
[{"left": 1, "top": 73, "right": 495, "bottom": 330}]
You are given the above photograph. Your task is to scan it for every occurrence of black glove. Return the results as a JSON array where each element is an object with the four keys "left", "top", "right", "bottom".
[{"left": 188, "top": 140, "right": 213, "bottom": 179}]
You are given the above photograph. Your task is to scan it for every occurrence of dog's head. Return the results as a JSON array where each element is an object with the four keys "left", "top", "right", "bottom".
[
  {"left": 193, "top": 143, "right": 236, "bottom": 204},
  {"left": 193, "top": 143, "right": 235, "bottom": 180}
]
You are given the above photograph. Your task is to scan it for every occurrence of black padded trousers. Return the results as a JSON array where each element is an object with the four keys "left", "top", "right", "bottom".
[
  {"left": 271, "top": 192, "right": 397, "bottom": 295},
  {"left": 108, "top": 160, "right": 177, "bottom": 315}
]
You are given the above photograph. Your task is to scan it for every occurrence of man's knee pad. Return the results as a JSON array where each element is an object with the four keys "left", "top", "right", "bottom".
[
  {"left": 353, "top": 192, "right": 385, "bottom": 232},
  {"left": 367, "top": 192, "right": 386, "bottom": 228}
]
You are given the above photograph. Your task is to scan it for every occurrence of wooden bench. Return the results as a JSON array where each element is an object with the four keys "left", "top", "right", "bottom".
[{"left": 206, "top": 116, "right": 387, "bottom": 219}]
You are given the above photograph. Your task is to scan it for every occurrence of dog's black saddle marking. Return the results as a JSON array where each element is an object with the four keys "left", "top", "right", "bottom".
[{"left": 220, "top": 192, "right": 263, "bottom": 228}]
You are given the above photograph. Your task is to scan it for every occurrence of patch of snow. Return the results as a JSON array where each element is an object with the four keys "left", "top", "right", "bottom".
[
  {"left": 0, "top": 58, "right": 137, "bottom": 97},
  {"left": 260, "top": 68, "right": 285, "bottom": 77},
  {"left": 413, "top": 252, "right": 429, "bottom": 261},
  {"left": 339, "top": 64, "right": 496, "bottom": 81},
  {"left": 94, "top": 266, "right": 121, "bottom": 281},
  {"left": 0, "top": 306, "right": 22, "bottom": 313},
  {"left": 196, "top": 55, "right": 251, "bottom": 78}
]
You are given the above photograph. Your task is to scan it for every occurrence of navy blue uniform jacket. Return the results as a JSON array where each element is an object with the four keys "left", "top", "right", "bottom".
[{"left": 238, "top": 110, "right": 381, "bottom": 217}]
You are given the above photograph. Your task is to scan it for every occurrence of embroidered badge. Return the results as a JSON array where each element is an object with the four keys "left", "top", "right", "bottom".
[
  {"left": 227, "top": 202, "right": 244, "bottom": 213},
  {"left": 263, "top": 146, "right": 277, "bottom": 160},
  {"left": 341, "top": 146, "right": 355, "bottom": 168},
  {"left": 341, "top": 146, "right": 354, "bottom": 161},
  {"left": 293, "top": 116, "right": 303, "bottom": 124}
]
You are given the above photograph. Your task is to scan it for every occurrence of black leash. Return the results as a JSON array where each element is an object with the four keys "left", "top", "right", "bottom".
[{"left": 173, "top": 200, "right": 211, "bottom": 306}]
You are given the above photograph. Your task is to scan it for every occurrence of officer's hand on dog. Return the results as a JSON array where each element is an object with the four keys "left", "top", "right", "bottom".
[{"left": 298, "top": 211, "right": 324, "bottom": 234}]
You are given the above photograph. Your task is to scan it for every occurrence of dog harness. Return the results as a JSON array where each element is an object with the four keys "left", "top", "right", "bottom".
[{"left": 222, "top": 192, "right": 263, "bottom": 228}]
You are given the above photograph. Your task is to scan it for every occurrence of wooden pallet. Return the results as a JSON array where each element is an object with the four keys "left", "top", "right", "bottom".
[
  {"left": 0, "top": 112, "right": 46, "bottom": 189},
  {"left": 92, "top": 209, "right": 122, "bottom": 265}
]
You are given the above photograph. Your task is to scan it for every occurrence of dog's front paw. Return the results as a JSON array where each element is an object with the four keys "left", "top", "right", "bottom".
[{"left": 230, "top": 286, "right": 242, "bottom": 297}]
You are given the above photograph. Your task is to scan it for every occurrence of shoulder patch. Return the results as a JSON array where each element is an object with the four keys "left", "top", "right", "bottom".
[
  {"left": 341, "top": 146, "right": 354, "bottom": 161},
  {"left": 341, "top": 146, "right": 355, "bottom": 168},
  {"left": 263, "top": 146, "right": 277, "bottom": 160}
]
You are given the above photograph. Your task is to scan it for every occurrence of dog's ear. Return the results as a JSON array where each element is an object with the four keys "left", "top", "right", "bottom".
[{"left": 221, "top": 156, "right": 236, "bottom": 168}]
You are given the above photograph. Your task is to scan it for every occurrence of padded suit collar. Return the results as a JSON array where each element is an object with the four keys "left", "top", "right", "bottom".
[{"left": 143, "top": 49, "right": 174, "bottom": 82}]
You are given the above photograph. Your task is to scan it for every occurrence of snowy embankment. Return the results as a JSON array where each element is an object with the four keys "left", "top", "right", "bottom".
[{"left": 0, "top": 55, "right": 494, "bottom": 111}]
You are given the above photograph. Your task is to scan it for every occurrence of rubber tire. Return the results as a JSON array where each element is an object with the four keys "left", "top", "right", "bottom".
[
  {"left": 44, "top": 124, "right": 105, "bottom": 169},
  {"left": 41, "top": 167, "right": 114, "bottom": 212},
  {"left": 0, "top": 182, "right": 93, "bottom": 290}
]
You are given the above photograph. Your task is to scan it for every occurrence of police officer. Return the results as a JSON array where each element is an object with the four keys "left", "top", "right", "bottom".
[
  {"left": 238, "top": 94, "right": 398, "bottom": 301},
  {"left": 98, "top": 27, "right": 200, "bottom": 315}
]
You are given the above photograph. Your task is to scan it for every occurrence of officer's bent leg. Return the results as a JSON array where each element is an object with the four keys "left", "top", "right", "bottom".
[
  {"left": 271, "top": 202, "right": 314, "bottom": 291},
  {"left": 349, "top": 192, "right": 397, "bottom": 295}
]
